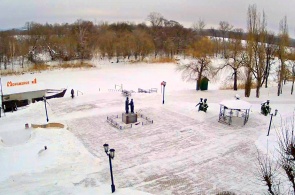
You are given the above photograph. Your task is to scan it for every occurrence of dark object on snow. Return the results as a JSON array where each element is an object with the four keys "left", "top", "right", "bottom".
[
  {"left": 44, "top": 146, "right": 47, "bottom": 150},
  {"left": 122, "top": 90, "right": 131, "bottom": 97},
  {"left": 199, "top": 77, "right": 209, "bottom": 91},
  {"left": 196, "top": 98, "right": 208, "bottom": 112},
  {"left": 261, "top": 100, "right": 271, "bottom": 116},
  {"left": 33, "top": 88, "right": 67, "bottom": 102},
  {"left": 196, "top": 98, "right": 203, "bottom": 111},
  {"left": 129, "top": 99, "right": 134, "bottom": 113},
  {"left": 125, "top": 97, "right": 129, "bottom": 114},
  {"left": 203, "top": 98, "right": 208, "bottom": 112},
  {"left": 71, "top": 89, "right": 74, "bottom": 98},
  {"left": 2, "top": 100, "right": 20, "bottom": 112}
]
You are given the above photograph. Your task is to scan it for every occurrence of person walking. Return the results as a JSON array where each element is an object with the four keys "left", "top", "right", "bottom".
[{"left": 71, "top": 89, "right": 74, "bottom": 99}]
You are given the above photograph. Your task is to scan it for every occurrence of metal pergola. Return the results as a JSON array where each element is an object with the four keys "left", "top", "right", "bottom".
[{"left": 218, "top": 99, "right": 251, "bottom": 126}]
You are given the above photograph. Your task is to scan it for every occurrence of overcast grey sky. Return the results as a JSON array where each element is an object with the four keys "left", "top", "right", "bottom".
[{"left": 1, "top": 0, "right": 295, "bottom": 37}]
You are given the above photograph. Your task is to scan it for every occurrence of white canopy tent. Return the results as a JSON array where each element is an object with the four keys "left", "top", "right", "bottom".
[{"left": 218, "top": 99, "right": 251, "bottom": 126}]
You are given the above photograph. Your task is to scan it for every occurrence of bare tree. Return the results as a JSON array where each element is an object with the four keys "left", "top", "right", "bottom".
[
  {"left": 177, "top": 37, "right": 214, "bottom": 90},
  {"left": 251, "top": 11, "right": 268, "bottom": 98},
  {"left": 245, "top": 4, "right": 259, "bottom": 97},
  {"left": 133, "top": 29, "right": 155, "bottom": 61},
  {"left": 192, "top": 19, "right": 206, "bottom": 37},
  {"left": 277, "top": 117, "right": 295, "bottom": 194},
  {"left": 73, "top": 19, "right": 94, "bottom": 63},
  {"left": 219, "top": 21, "right": 233, "bottom": 58},
  {"left": 218, "top": 28, "right": 245, "bottom": 90},
  {"left": 147, "top": 12, "right": 164, "bottom": 27},
  {"left": 98, "top": 29, "right": 116, "bottom": 60},
  {"left": 257, "top": 115, "right": 295, "bottom": 194},
  {"left": 277, "top": 16, "right": 290, "bottom": 96},
  {"left": 264, "top": 32, "right": 277, "bottom": 88},
  {"left": 290, "top": 54, "right": 295, "bottom": 95},
  {"left": 256, "top": 149, "right": 280, "bottom": 195}
]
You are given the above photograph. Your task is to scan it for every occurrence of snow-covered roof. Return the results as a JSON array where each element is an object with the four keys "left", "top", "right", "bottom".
[{"left": 220, "top": 99, "right": 251, "bottom": 110}]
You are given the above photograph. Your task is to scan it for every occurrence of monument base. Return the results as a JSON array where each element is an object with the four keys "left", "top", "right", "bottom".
[{"left": 122, "top": 113, "right": 137, "bottom": 124}]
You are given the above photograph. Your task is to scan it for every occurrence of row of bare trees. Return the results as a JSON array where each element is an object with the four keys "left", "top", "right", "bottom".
[
  {"left": 0, "top": 14, "right": 195, "bottom": 67},
  {"left": 177, "top": 4, "right": 295, "bottom": 98}
]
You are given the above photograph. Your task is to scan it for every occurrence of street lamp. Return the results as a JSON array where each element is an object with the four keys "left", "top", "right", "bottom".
[
  {"left": 267, "top": 109, "right": 278, "bottom": 136},
  {"left": 43, "top": 96, "right": 49, "bottom": 122},
  {"left": 161, "top": 81, "right": 166, "bottom": 104},
  {"left": 103, "top": 143, "right": 116, "bottom": 193}
]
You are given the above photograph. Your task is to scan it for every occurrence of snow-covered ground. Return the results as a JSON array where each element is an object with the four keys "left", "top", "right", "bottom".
[{"left": 0, "top": 60, "right": 295, "bottom": 194}]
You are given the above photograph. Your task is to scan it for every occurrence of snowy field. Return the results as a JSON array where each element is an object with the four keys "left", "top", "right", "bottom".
[{"left": 0, "top": 60, "right": 295, "bottom": 194}]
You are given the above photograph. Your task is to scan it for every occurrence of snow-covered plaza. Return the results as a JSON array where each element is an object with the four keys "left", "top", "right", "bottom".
[{"left": 1, "top": 61, "right": 295, "bottom": 194}]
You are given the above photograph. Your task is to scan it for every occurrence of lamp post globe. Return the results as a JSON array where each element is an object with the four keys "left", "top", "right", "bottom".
[
  {"left": 274, "top": 109, "right": 278, "bottom": 116},
  {"left": 103, "top": 143, "right": 109, "bottom": 153},
  {"left": 162, "top": 81, "right": 166, "bottom": 104},
  {"left": 110, "top": 148, "right": 115, "bottom": 159}
]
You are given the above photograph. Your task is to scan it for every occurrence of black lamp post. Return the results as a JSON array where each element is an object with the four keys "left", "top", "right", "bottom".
[
  {"left": 162, "top": 81, "right": 166, "bottom": 104},
  {"left": 267, "top": 109, "right": 278, "bottom": 136},
  {"left": 103, "top": 143, "right": 116, "bottom": 193},
  {"left": 43, "top": 96, "right": 49, "bottom": 122}
]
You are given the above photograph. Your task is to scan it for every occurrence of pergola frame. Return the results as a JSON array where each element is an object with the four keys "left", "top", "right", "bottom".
[{"left": 218, "top": 99, "right": 251, "bottom": 126}]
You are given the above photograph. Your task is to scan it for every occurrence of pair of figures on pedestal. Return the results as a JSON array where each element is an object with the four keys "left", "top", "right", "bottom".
[{"left": 125, "top": 97, "right": 134, "bottom": 114}]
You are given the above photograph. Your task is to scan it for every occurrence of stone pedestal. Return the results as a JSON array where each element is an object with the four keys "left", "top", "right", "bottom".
[{"left": 122, "top": 113, "right": 137, "bottom": 124}]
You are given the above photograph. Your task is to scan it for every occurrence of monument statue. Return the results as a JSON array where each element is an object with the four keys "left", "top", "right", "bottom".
[
  {"left": 125, "top": 97, "right": 129, "bottom": 114},
  {"left": 129, "top": 99, "right": 134, "bottom": 113},
  {"left": 195, "top": 98, "right": 203, "bottom": 111},
  {"left": 122, "top": 97, "right": 137, "bottom": 124}
]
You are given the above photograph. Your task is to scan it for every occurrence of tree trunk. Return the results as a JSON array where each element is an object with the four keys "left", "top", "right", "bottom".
[
  {"left": 277, "top": 81, "right": 281, "bottom": 96},
  {"left": 21, "top": 56, "right": 24, "bottom": 68},
  {"left": 196, "top": 64, "right": 204, "bottom": 91},
  {"left": 265, "top": 73, "right": 269, "bottom": 88},
  {"left": 265, "top": 57, "right": 270, "bottom": 88},
  {"left": 291, "top": 77, "right": 294, "bottom": 95},
  {"left": 196, "top": 78, "right": 202, "bottom": 91},
  {"left": 278, "top": 60, "right": 284, "bottom": 96},
  {"left": 245, "top": 69, "right": 252, "bottom": 97},
  {"left": 4, "top": 57, "right": 7, "bottom": 70},
  {"left": 256, "top": 79, "right": 261, "bottom": 98},
  {"left": 233, "top": 69, "right": 238, "bottom": 90}
]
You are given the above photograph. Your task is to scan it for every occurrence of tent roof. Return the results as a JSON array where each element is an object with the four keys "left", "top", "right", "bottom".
[{"left": 220, "top": 99, "right": 251, "bottom": 110}]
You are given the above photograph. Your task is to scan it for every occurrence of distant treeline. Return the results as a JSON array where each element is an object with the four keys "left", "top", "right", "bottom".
[
  {"left": 0, "top": 11, "right": 294, "bottom": 68},
  {"left": 1, "top": 10, "right": 295, "bottom": 100}
]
